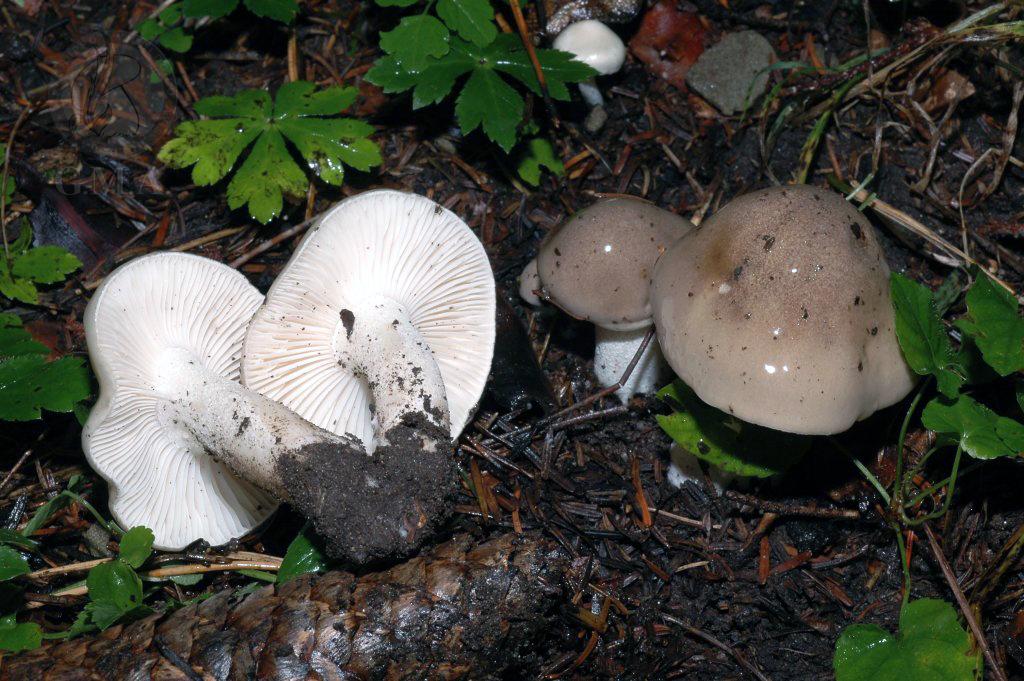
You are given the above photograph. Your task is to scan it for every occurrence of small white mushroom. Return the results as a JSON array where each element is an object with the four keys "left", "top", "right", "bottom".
[
  {"left": 552, "top": 19, "right": 626, "bottom": 108},
  {"left": 651, "top": 184, "right": 916, "bottom": 435},
  {"left": 531, "top": 197, "right": 692, "bottom": 400},
  {"left": 518, "top": 257, "right": 542, "bottom": 307}
]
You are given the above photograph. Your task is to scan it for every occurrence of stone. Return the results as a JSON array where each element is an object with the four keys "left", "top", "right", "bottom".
[{"left": 684, "top": 31, "right": 776, "bottom": 115}]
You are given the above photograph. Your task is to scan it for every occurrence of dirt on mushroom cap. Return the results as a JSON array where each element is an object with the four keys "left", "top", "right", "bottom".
[{"left": 651, "top": 184, "right": 915, "bottom": 435}]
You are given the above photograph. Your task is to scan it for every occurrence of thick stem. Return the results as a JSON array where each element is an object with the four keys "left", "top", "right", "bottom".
[
  {"left": 157, "top": 348, "right": 346, "bottom": 499},
  {"left": 334, "top": 297, "right": 450, "bottom": 443},
  {"left": 594, "top": 325, "right": 666, "bottom": 400},
  {"left": 578, "top": 79, "right": 604, "bottom": 107}
]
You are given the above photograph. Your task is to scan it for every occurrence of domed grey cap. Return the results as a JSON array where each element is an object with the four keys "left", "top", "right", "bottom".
[
  {"left": 536, "top": 198, "right": 692, "bottom": 331},
  {"left": 651, "top": 184, "right": 915, "bottom": 435}
]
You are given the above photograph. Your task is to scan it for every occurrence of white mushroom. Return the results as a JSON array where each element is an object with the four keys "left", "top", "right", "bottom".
[
  {"left": 530, "top": 197, "right": 692, "bottom": 400},
  {"left": 552, "top": 19, "right": 626, "bottom": 108},
  {"left": 242, "top": 189, "right": 496, "bottom": 452}
]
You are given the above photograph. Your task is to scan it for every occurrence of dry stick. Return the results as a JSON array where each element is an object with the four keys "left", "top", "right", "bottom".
[
  {"left": 136, "top": 44, "right": 197, "bottom": 120},
  {"left": 724, "top": 490, "right": 860, "bottom": 520},
  {"left": 1, "top": 106, "right": 32, "bottom": 260},
  {"left": 662, "top": 613, "right": 772, "bottom": 681},
  {"left": 229, "top": 214, "right": 318, "bottom": 268},
  {"left": 922, "top": 523, "right": 1007, "bottom": 681}
]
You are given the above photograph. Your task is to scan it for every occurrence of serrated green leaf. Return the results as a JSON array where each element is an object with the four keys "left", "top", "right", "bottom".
[
  {"left": 0, "top": 355, "right": 90, "bottom": 421},
  {"left": 12, "top": 246, "right": 81, "bottom": 284},
  {"left": 436, "top": 0, "right": 496, "bottom": 46},
  {"left": 0, "top": 616, "right": 41, "bottom": 653},
  {"left": 955, "top": 274, "right": 1024, "bottom": 377},
  {"left": 279, "top": 118, "right": 380, "bottom": 183},
  {"left": 376, "top": 0, "right": 419, "bottom": 5},
  {"left": 365, "top": 54, "right": 421, "bottom": 94},
  {"left": 491, "top": 35, "right": 597, "bottom": 100},
  {"left": 194, "top": 89, "right": 272, "bottom": 118},
  {"left": 226, "top": 129, "right": 307, "bottom": 224},
  {"left": 517, "top": 137, "right": 563, "bottom": 186},
  {"left": 183, "top": 0, "right": 239, "bottom": 19},
  {"left": 0, "top": 315, "right": 49, "bottom": 357},
  {"left": 0, "top": 269, "right": 37, "bottom": 305},
  {"left": 411, "top": 45, "right": 476, "bottom": 108},
  {"left": 274, "top": 82, "right": 357, "bottom": 117},
  {"left": 243, "top": 0, "right": 298, "bottom": 22},
  {"left": 834, "top": 599, "right": 980, "bottom": 681},
  {"left": 922, "top": 393, "right": 1024, "bottom": 460},
  {"left": 118, "top": 527, "right": 154, "bottom": 569},
  {"left": 891, "top": 273, "right": 964, "bottom": 398},
  {"left": 158, "top": 119, "right": 265, "bottom": 185},
  {"left": 277, "top": 525, "right": 328, "bottom": 583},
  {"left": 158, "top": 27, "right": 193, "bottom": 53},
  {"left": 456, "top": 68, "right": 523, "bottom": 152},
  {"left": 655, "top": 380, "right": 810, "bottom": 477},
  {"left": 380, "top": 16, "right": 451, "bottom": 72},
  {"left": 0, "top": 546, "right": 29, "bottom": 581}
]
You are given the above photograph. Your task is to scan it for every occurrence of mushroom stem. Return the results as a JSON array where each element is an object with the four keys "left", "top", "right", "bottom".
[
  {"left": 577, "top": 79, "right": 604, "bottom": 107},
  {"left": 157, "top": 348, "right": 346, "bottom": 500},
  {"left": 593, "top": 325, "right": 666, "bottom": 400},
  {"left": 334, "top": 297, "right": 451, "bottom": 446}
]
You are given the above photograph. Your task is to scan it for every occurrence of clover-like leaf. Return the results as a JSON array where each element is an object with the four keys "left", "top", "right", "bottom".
[
  {"left": 922, "top": 393, "right": 1024, "bottom": 460},
  {"left": 86, "top": 560, "right": 145, "bottom": 630},
  {"left": 159, "top": 83, "right": 379, "bottom": 223},
  {"left": 118, "top": 526, "right": 155, "bottom": 570},
  {"left": 834, "top": 599, "right": 980, "bottom": 681},
  {"left": 0, "top": 616, "right": 41, "bottom": 653},
  {"left": 656, "top": 380, "right": 810, "bottom": 477},
  {"left": 0, "top": 355, "right": 91, "bottom": 421},
  {"left": 891, "top": 273, "right": 965, "bottom": 398},
  {"left": 956, "top": 274, "right": 1024, "bottom": 377}
]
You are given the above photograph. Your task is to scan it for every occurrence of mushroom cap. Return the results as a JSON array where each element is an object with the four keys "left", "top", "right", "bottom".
[
  {"left": 536, "top": 197, "right": 692, "bottom": 330},
  {"left": 242, "top": 190, "right": 496, "bottom": 446},
  {"left": 651, "top": 184, "right": 915, "bottom": 435},
  {"left": 552, "top": 19, "right": 627, "bottom": 76},
  {"left": 83, "top": 252, "right": 276, "bottom": 550}
]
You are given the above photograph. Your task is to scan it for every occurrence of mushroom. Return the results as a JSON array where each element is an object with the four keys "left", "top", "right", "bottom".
[
  {"left": 518, "top": 257, "right": 542, "bottom": 307},
  {"left": 651, "top": 184, "right": 916, "bottom": 436},
  {"left": 242, "top": 189, "right": 496, "bottom": 451},
  {"left": 530, "top": 197, "right": 692, "bottom": 400},
  {"left": 552, "top": 19, "right": 626, "bottom": 108}
]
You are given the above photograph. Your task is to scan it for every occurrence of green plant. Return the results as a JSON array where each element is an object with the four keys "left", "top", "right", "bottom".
[
  {"left": 366, "top": 0, "right": 596, "bottom": 152},
  {"left": 183, "top": 0, "right": 299, "bottom": 23},
  {"left": 277, "top": 523, "right": 328, "bottom": 583},
  {"left": 138, "top": 5, "right": 194, "bottom": 54},
  {"left": 656, "top": 380, "right": 810, "bottom": 477},
  {"left": 158, "top": 81, "right": 381, "bottom": 223},
  {"left": 834, "top": 599, "right": 981, "bottom": 681},
  {"left": 516, "top": 136, "right": 564, "bottom": 186}
]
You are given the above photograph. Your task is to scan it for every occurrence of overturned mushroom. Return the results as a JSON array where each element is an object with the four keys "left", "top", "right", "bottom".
[
  {"left": 528, "top": 197, "right": 692, "bottom": 400},
  {"left": 242, "top": 189, "right": 495, "bottom": 451},
  {"left": 552, "top": 19, "right": 626, "bottom": 107},
  {"left": 651, "top": 184, "right": 915, "bottom": 435}
]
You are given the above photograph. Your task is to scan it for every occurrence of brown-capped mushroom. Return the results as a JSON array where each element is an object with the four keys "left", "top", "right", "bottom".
[
  {"left": 528, "top": 197, "right": 693, "bottom": 399},
  {"left": 651, "top": 184, "right": 915, "bottom": 435}
]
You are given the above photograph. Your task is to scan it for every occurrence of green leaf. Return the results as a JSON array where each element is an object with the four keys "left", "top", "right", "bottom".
[
  {"left": 834, "top": 599, "right": 980, "bottom": 681},
  {"left": 226, "top": 129, "right": 308, "bottom": 224},
  {"left": 159, "top": 83, "right": 378, "bottom": 223},
  {"left": 168, "top": 572, "right": 203, "bottom": 586},
  {"left": 891, "top": 273, "right": 964, "bottom": 398},
  {"left": 365, "top": 54, "right": 421, "bottom": 94},
  {"left": 183, "top": 0, "right": 240, "bottom": 19},
  {"left": 922, "top": 393, "right": 1024, "bottom": 460},
  {"left": 517, "top": 137, "right": 564, "bottom": 186},
  {"left": 0, "top": 314, "right": 49, "bottom": 357},
  {"left": 955, "top": 274, "right": 1024, "bottom": 376},
  {"left": 491, "top": 35, "right": 597, "bottom": 100},
  {"left": 277, "top": 525, "right": 328, "bottom": 583},
  {"left": 0, "top": 616, "right": 41, "bottom": 653},
  {"left": 12, "top": 246, "right": 81, "bottom": 284},
  {"left": 118, "top": 527, "right": 154, "bottom": 570},
  {"left": 238, "top": 568, "right": 277, "bottom": 582},
  {"left": 243, "top": 0, "right": 298, "bottom": 22},
  {"left": 0, "top": 355, "right": 91, "bottom": 421},
  {"left": 456, "top": 68, "right": 523, "bottom": 152},
  {"left": 0, "top": 546, "right": 29, "bottom": 581},
  {"left": 158, "top": 27, "right": 193, "bottom": 53},
  {"left": 932, "top": 269, "right": 964, "bottom": 316},
  {"left": 436, "top": 0, "right": 496, "bottom": 47},
  {"left": 656, "top": 380, "right": 810, "bottom": 477},
  {"left": 137, "top": 18, "right": 163, "bottom": 41},
  {"left": 376, "top": 0, "right": 419, "bottom": 5},
  {"left": 380, "top": 16, "right": 451, "bottom": 72},
  {"left": 0, "top": 529, "right": 38, "bottom": 552},
  {"left": 0, "top": 269, "right": 37, "bottom": 305},
  {"left": 86, "top": 560, "right": 144, "bottom": 630}
]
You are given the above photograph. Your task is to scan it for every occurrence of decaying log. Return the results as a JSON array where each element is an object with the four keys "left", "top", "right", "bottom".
[{"left": 2, "top": 532, "right": 566, "bottom": 681}]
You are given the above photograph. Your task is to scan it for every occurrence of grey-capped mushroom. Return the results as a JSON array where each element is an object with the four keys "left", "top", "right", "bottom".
[
  {"left": 528, "top": 197, "right": 693, "bottom": 400},
  {"left": 552, "top": 19, "right": 626, "bottom": 107},
  {"left": 651, "top": 184, "right": 915, "bottom": 435}
]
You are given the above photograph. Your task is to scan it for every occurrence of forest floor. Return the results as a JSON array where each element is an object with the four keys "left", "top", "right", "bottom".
[{"left": 1, "top": 0, "right": 1024, "bottom": 678}]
